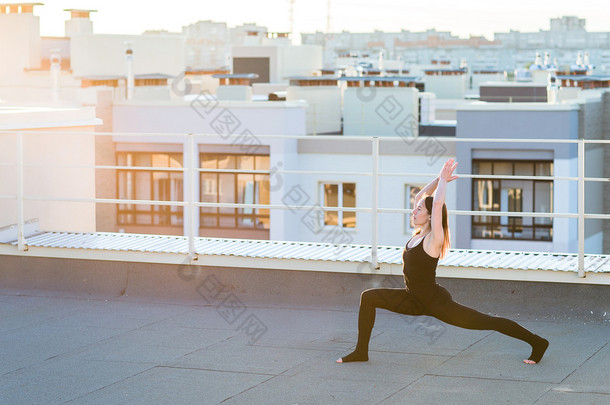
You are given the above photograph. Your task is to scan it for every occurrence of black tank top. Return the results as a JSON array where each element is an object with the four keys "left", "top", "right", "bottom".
[{"left": 402, "top": 234, "right": 444, "bottom": 304}]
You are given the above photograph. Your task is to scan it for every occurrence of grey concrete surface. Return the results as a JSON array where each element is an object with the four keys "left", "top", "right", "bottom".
[{"left": 0, "top": 285, "right": 608, "bottom": 405}]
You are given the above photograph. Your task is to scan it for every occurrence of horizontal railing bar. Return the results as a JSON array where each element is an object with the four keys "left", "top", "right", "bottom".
[
  {"left": 3, "top": 130, "right": 601, "bottom": 145},
  {"left": 584, "top": 214, "right": 610, "bottom": 220},
  {"left": 18, "top": 195, "right": 599, "bottom": 219},
  {"left": 584, "top": 177, "right": 610, "bottom": 183},
  {"left": 0, "top": 195, "right": 16, "bottom": 200},
  {"left": 197, "top": 168, "right": 371, "bottom": 176},
  {"left": 23, "top": 164, "right": 186, "bottom": 172},
  {"left": 379, "top": 172, "right": 579, "bottom": 181},
  {"left": 12, "top": 163, "right": 609, "bottom": 183},
  {"left": 23, "top": 196, "right": 188, "bottom": 206},
  {"left": 378, "top": 207, "right": 579, "bottom": 218},
  {"left": 584, "top": 139, "right": 610, "bottom": 144},
  {"left": 196, "top": 202, "right": 372, "bottom": 212},
  {"left": 9, "top": 164, "right": 609, "bottom": 184}
]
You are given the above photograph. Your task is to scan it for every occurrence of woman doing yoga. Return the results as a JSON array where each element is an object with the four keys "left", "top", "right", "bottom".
[{"left": 338, "top": 159, "right": 549, "bottom": 365}]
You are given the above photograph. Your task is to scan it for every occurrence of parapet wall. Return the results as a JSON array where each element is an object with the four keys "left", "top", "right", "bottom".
[{"left": 1, "top": 255, "right": 608, "bottom": 323}]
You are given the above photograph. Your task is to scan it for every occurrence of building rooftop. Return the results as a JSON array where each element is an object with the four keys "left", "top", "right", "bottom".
[
  {"left": 0, "top": 249, "right": 608, "bottom": 403},
  {"left": 212, "top": 73, "right": 260, "bottom": 79},
  {"left": 3, "top": 232, "right": 608, "bottom": 285},
  {"left": 338, "top": 76, "right": 421, "bottom": 82},
  {"left": 0, "top": 105, "right": 101, "bottom": 130}
]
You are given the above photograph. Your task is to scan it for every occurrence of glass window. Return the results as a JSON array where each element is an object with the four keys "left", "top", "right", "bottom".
[
  {"left": 534, "top": 182, "right": 553, "bottom": 226},
  {"left": 322, "top": 182, "right": 356, "bottom": 228},
  {"left": 199, "top": 153, "right": 270, "bottom": 230},
  {"left": 535, "top": 162, "right": 553, "bottom": 176},
  {"left": 323, "top": 184, "right": 339, "bottom": 226},
  {"left": 473, "top": 161, "right": 492, "bottom": 175},
  {"left": 117, "top": 152, "right": 184, "bottom": 227},
  {"left": 514, "top": 162, "right": 534, "bottom": 176},
  {"left": 493, "top": 162, "right": 513, "bottom": 175},
  {"left": 472, "top": 160, "right": 553, "bottom": 241},
  {"left": 343, "top": 183, "right": 356, "bottom": 228}
]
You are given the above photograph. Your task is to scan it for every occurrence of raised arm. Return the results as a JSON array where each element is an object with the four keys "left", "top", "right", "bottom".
[
  {"left": 429, "top": 159, "right": 458, "bottom": 249},
  {"left": 413, "top": 177, "right": 439, "bottom": 209}
]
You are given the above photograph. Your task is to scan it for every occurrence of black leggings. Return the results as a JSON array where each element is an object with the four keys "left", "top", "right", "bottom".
[{"left": 353, "top": 287, "right": 538, "bottom": 353}]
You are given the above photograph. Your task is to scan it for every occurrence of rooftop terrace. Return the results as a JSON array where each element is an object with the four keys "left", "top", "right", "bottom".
[{"left": 0, "top": 252, "right": 608, "bottom": 404}]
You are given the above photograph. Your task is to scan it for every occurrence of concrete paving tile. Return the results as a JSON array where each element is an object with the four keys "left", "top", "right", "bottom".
[
  {"left": 379, "top": 374, "right": 552, "bottom": 405},
  {"left": 221, "top": 373, "right": 406, "bottom": 405},
  {"left": 66, "top": 327, "right": 231, "bottom": 364},
  {"left": 284, "top": 348, "right": 450, "bottom": 383},
  {"left": 0, "top": 325, "right": 126, "bottom": 375},
  {"left": 253, "top": 331, "right": 331, "bottom": 350},
  {"left": 67, "top": 366, "right": 272, "bottom": 405},
  {"left": 46, "top": 300, "right": 197, "bottom": 330},
  {"left": 557, "top": 342, "right": 610, "bottom": 393},
  {"left": 0, "top": 357, "right": 155, "bottom": 405},
  {"left": 162, "top": 305, "right": 356, "bottom": 338},
  {"left": 165, "top": 337, "right": 326, "bottom": 375},
  {"left": 0, "top": 297, "right": 77, "bottom": 333},
  {"left": 0, "top": 290, "right": 608, "bottom": 405},
  {"left": 244, "top": 306, "right": 357, "bottom": 333},
  {"left": 152, "top": 306, "right": 252, "bottom": 331},
  {"left": 425, "top": 321, "right": 610, "bottom": 384},
  {"left": 154, "top": 326, "right": 237, "bottom": 350},
  {"left": 534, "top": 389, "right": 610, "bottom": 405}
]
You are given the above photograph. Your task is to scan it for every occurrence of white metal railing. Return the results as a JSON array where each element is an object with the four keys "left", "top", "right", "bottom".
[{"left": 1, "top": 131, "right": 609, "bottom": 278}]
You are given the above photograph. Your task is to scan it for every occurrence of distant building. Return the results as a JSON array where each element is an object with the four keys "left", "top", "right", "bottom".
[{"left": 0, "top": 105, "right": 101, "bottom": 237}]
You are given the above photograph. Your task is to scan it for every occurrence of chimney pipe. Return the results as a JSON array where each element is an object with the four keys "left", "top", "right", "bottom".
[
  {"left": 50, "top": 49, "right": 61, "bottom": 102},
  {"left": 125, "top": 42, "right": 134, "bottom": 100}
]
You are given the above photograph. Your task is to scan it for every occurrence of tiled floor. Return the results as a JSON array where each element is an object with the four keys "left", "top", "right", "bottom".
[{"left": 0, "top": 287, "right": 608, "bottom": 405}]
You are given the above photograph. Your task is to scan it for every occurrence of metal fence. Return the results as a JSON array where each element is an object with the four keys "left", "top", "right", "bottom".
[{"left": 1, "top": 131, "right": 609, "bottom": 278}]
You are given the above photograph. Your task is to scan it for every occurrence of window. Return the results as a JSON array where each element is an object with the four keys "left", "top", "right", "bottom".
[
  {"left": 404, "top": 184, "right": 423, "bottom": 233},
  {"left": 200, "top": 153, "right": 270, "bottom": 229},
  {"left": 472, "top": 160, "right": 553, "bottom": 241},
  {"left": 322, "top": 182, "right": 356, "bottom": 228},
  {"left": 117, "top": 152, "right": 184, "bottom": 226}
]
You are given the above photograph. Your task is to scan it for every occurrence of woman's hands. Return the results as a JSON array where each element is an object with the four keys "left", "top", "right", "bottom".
[{"left": 439, "top": 159, "right": 458, "bottom": 183}]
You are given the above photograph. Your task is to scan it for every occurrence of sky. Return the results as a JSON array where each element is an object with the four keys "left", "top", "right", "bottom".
[{"left": 31, "top": 0, "right": 610, "bottom": 41}]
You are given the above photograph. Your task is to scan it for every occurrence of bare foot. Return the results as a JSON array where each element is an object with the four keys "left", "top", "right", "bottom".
[
  {"left": 337, "top": 350, "right": 368, "bottom": 363},
  {"left": 524, "top": 336, "right": 549, "bottom": 364}
]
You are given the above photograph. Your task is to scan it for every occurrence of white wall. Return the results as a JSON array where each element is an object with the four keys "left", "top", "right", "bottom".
[
  {"left": 423, "top": 75, "right": 466, "bottom": 99},
  {"left": 471, "top": 73, "right": 505, "bottom": 92},
  {"left": 217, "top": 85, "right": 252, "bottom": 101},
  {"left": 277, "top": 45, "right": 323, "bottom": 79},
  {"left": 0, "top": 12, "right": 41, "bottom": 85},
  {"left": 112, "top": 100, "right": 307, "bottom": 135},
  {"left": 289, "top": 152, "right": 455, "bottom": 247},
  {"left": 70, "top": 34, "right": 185, "bottom": 77},
  {"left": 232, "top": 45, "right": 323, "bottom": 83},
  {"left": 286, "top": 86, "right": 341, "bottom": 134},
  {"left": 0, "top": 110, "right": 98, "bottom": 234},
  {"left": 0, "top": 70, "right": 82, "bottom": 103},
  {"left": 343, "top": 87, "right": 419, "bottom": 136}
]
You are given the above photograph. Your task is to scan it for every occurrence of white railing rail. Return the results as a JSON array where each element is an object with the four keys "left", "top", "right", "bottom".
[{"left": 1, "top": 131, "right": 608, "bottom": 277}]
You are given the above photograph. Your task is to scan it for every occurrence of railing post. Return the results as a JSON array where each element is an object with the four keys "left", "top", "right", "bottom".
[
  {"left": 16, "top": 131, "right": 27, "bottom": 251},
  {"left": 186, "top": 133, "right": 197, "bottom": 261},
  {"left": 577, "top": 138, "right": 585, "bottom": 278},
  {"left": 312, "top": 104, "right": 317, "bottom": 136},
  {"left": 361, "top": 103, "right": 365, "bottom": 136},
  {"left": 371, "top": 137, "right": 379, "bottom": 270}
]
